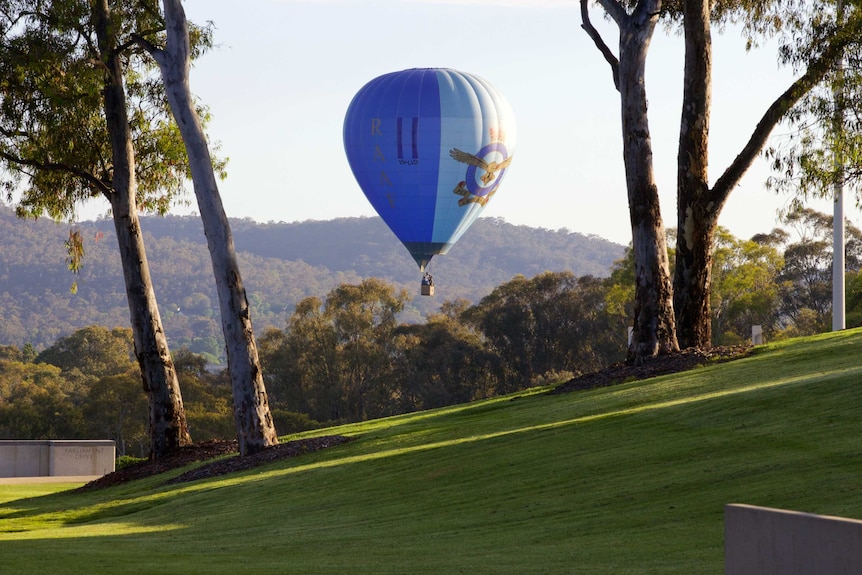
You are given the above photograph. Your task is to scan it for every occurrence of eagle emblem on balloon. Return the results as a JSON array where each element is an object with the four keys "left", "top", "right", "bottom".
[{"left": 449, "top": 144, "right": 514, "bottom": 206}]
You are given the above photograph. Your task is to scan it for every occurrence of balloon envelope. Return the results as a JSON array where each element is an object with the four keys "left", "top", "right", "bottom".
[{"left": 343, "top": 68, "right": 516, "bottom": 271}]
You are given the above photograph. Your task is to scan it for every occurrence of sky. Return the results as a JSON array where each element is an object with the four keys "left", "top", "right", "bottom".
[{"left": 85, "top": 0, "right": 858, "bottom": 246}]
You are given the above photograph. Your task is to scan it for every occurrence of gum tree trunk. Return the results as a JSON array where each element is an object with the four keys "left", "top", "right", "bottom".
[
  {"left": 674, "top": 0, "right": 716, "bottom": 349},
  {"left": 94, "top": 0, "right": 191, "bottom": 458},
  {"left": 584, "top": 0, "right": 679, "bottom": 362},
  {"left": 620, "top": 22, "right": 679, "bottom": 361},
  {"left": 139, "top": 0, "right": 278, "bottom": 455}
]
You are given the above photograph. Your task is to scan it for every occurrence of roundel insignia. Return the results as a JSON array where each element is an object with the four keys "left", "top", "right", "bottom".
[{"left": 449, "top": 142, "right": 513, "bottom": 206}]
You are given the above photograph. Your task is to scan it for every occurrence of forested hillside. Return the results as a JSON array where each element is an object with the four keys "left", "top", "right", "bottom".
[{"left": 0, "top": 206, "right": 623, "bottom": 357}]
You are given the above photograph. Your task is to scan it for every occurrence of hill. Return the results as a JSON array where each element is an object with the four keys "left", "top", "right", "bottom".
[
  {"left": 1, "top": 330, "right": 861, "bottom": 573},
  {"left": 0, "top": 205, "right": 624, "bottom": 353}
]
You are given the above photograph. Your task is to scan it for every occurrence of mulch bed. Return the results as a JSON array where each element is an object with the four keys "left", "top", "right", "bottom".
[
  {"left": 79, "top": 435, "right": 352, "bottom": 491},
  {"left": 550, "top": 345, "right": 752, "bottom": 394}
]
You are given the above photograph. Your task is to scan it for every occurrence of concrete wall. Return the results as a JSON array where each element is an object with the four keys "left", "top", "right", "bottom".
[
  {"left": 0, "top": 440, "right": 115, "bottom": 478},
  {"left": 726, "top": 503, "right": 862, "bottom": 575}
]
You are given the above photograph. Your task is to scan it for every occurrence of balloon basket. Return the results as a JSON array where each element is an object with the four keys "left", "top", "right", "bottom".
[{"left": 421, "top": 272, "right": 434, "bottom": 296}]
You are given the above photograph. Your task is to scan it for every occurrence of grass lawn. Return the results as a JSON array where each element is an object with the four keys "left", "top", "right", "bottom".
[{"left": 2, "top": 329, "right": 862, "bottom": 574}]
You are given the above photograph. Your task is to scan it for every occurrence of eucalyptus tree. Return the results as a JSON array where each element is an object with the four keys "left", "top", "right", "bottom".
[
  {"left": 393, "top": 306, "right": 499, "bottom": 411},
  {"left": 133, "top": 0, "right": 278, "bottom": 455},
  {"left": 324, "top": 278, "right": 408, "bottom": 421},
  {"left": 463, "top": 271, "right": 623, "bottom": 388},
  {"left": 672, "top": 0, "right": 862, "bottom": 349},
  {"left": 764, "top": 6, "right": 862, "bottom": 213},
  {"left": 259, "top": 299, "right": 339, "bottom": 422},
  {"left": 581, "top": 0, "right": 678, "bottom": 361},
  {"left": 261, "top": 279, "right": 408, "bottom": 423},
  {"left": 710, "top": 228, "right": 784, "bottom": 344},
  {"left": 0, "top": 360, "right": 84, "bottom": 440},
  {"left": 35, "top": 325, "right": 136, "bottom": 378},
  {"left": 0, "top": 0, "right": 201, "bottom": 457},
  {"left": 764, "top": 9, "right": 862, "bottom": 328},
  {"left": 581, "top": 0, "right": 862, "bottom": 353},
  {"left": 84, "top": 371, "right": 149, "bottom": 457},
  {"left": 774, "top": 207, "right": 862, "bottom": 330}
]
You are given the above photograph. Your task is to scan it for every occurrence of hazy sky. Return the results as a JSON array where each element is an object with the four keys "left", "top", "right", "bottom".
[{"left": 116, "top": 0, "right": 856, "bottom": 246}]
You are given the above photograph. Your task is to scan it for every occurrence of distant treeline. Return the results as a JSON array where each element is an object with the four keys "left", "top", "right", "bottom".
[{"left": 0, "top": 205, "right": 624, "bottom": 359}]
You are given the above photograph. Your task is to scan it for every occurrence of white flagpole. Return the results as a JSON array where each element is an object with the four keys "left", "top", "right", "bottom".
[{"left": 833, "top": 0, "right": 846, "bottom": 331}]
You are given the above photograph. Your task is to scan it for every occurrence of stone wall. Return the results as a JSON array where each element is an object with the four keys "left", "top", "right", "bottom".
[
  {"left": 726, "top": 503, "right": 862, "bottom": 574},
  {"left": 0, "top": 440, "right": 115, "bottom": 478}
]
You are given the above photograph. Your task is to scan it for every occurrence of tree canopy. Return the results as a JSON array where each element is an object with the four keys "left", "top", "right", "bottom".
[{"left": 0, "top": 0, "right": 211, "bottom": 457}]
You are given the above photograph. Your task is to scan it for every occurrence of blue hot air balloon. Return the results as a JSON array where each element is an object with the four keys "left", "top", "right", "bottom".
[{"left": 343, "top": 68, "right": 516, "bottom": 292}]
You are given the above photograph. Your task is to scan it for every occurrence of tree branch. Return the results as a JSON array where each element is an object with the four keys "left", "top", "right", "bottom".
[
  {"left": 131, "top": 32, "right": 165, "bottom": 67},
  {"left": 0, "top": 150, "right": 111, "bottom": 195},
  {"left": 0, "top": 126, "right": 29, "bottom": 139},
  {"left": 581, "top": 0, "right": 621, "bottom": 91},
  {"left": 711, "top": 16, "right": 862, "bottom": 206},
  {"left": 594, "top": 0, "right": 629, "bottom": 26}
]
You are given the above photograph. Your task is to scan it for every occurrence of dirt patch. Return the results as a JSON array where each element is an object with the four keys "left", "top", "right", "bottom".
[
  {"left": 551, "top": 345, "right": 752, "bottom": 394},
  {"left": 79, "top": 435, "right": 352, "bottom": 491}
]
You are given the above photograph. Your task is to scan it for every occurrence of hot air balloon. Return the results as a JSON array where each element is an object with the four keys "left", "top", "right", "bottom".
[{"left": 343, "top": 68, "right": 516, "bottom": 295}]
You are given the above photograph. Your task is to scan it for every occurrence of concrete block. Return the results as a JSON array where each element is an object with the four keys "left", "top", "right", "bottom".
[
  {"left": 0, "top": 440, "right": 115, "bottom": 478},
  {"left": 726, "top": 503, "right": 862, "bottom": 575},
  {"left": 751, "top": 325, "right": 763, "bottom": 345},
  {"left": 48, "top": 441, "right": 115, "bottom": 477},
  {"left": 0, "top": 441, "right": 49, "bottom": 477}
]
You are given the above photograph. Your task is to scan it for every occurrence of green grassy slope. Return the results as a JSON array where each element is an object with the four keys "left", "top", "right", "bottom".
[{"left": 2, "top": 330, "right": 862, "bottom": 574}]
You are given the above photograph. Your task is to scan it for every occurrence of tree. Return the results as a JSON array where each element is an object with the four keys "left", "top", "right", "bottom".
[
  {"left": 0, "top": 359, "right": 84, "bottom": 440},
  {"left": 603, "top": 246, "right": 638, "bottom": 345},
  {"left": 581, "top": 0, "right": 679, "bottom": 361},
  {"left": 0, "top": 0, "right": 192, "bottom": 457},
  {"left": 606, "top": 228, "right": 785, "bottom": 344},
  {"left": 325, "top": 279, "right": 409, "bottom": 421},
  {"left": 35, "top": 325, "right": 137, "bottom": 401},
  {"left": 764, "top": 3, "right": 862, "bottom": 222},
  {"left": 710, "top": 228, "right": 784, "bottom": 344},
  {"left": 259, "top": 299, "right": 340, "bottom": 422},
  {"left": 261, "top": 279, "right": 409, "bottom": 423},
  {"left": 770, "top": 207, "right": 862, "bottom": 333},
  {"left": 845, "top": 270, "right": 862, "bottom": 327},
  {"left": 763, "top": 23, "right": 862, "bottom": 332},
  {"left": 392, "top": 304, "right": 499, "bottom": 410},
  {"left": 582, "top": 0, "right": 862, "bottom": 352},
  {"left": 173, "top": 349, "right": 234, "bottom": 441},
  {"left": 134, "top": 0, "right": 278, "bottom": 455},
  {"left": 672, "top": 0, "right": 862, "bottom": 349},
  {"left": 464, "top": 274, "right": 539, "bottom": 387},
  {"left": 0, "top": 345, "right": 23, "bottom": 362},
  {"left": 35, "top": 326, "right": 136, "bottom": 378},
  {"left": 463, "top": 271, "right": 624, "bottom": 389},
  {"left": 84, "top": 371, "right": 149, "bottom": 457}
]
